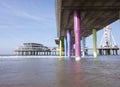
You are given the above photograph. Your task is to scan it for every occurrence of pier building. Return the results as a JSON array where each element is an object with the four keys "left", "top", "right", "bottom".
[{"left": 14, "top": 43, "right": 58, "bottom": 56}]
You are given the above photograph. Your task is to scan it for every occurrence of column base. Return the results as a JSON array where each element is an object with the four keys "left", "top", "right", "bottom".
[
  {"left": 82, "top": 53, "right": 85, "bottom": 57},
  {"left": 75, "top": 56, "right": 81, "bottom": 61},
  {"left": 93, "top": 52, "right": 97, "bottom": 58}
]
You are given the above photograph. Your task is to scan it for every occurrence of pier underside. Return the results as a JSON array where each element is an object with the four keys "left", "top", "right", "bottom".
[{"left": 55, "top": 0, "right": 120, "bottom": 44}]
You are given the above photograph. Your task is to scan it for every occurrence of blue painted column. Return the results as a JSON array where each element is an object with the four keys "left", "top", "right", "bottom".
[
  {"left": 82, "top": 37, "right": 85, "bottom": 57},
  {"left": 67, "top": 29, "right": 71, "bottom": 57},
  {"left": 74, "top": 10, "right": 81, "bottom": 59},
  {"left": 64, "top": 36, "right": 67, "bottom": 56}
]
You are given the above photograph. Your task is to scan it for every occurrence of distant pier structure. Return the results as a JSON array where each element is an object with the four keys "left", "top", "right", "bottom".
[
  {"left": 98, "top": 26, "right": 119, "bottom": 55},
  {"left": 14, "top": 43, "right": 58, "bottom": 56}
]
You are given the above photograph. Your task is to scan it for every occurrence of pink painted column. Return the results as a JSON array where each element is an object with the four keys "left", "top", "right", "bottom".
[{"left": 74, "top": 10, "right": 81, "bottom": 58}]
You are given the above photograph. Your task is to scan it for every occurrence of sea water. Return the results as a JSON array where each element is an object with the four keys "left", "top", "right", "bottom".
[{"left": 0, "top": 56, "right": 120, "bottom": 87}]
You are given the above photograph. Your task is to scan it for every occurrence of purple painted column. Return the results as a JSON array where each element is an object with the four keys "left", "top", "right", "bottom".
[
  {"left": 74, "top": 10, "right": 81, "bottom": 58},
  {"left": 67, "top": 29, "right": 71, "bottom": 57}
]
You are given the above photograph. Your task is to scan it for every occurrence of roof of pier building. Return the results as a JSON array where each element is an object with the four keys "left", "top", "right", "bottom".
[
  {"left": 55, "top": 0, "right": 120, "bottom": 44},
  {"left": 14, "top": 43, "right": 50, "bottom": 52},
  {"left": 23, "top": 43, "right": 43, "bottom": 47}
]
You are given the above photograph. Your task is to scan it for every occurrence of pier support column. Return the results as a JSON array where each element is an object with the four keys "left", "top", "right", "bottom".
[
  {"left": 22, "top": 51, "right": 24, "bottom": 55},
  {"left": 82, "top": 37, "right": 85, "bottom": 57},
  {"left": 17, "top": 52, "right": 19, "bottom": 55},
  {"left": 25, "top": 51, "right": 27, "bottom": 55},
  {"left": 30, "top": 51, "right": 31, "bottom": 55},
  {"left": 93, "top": 29, "right": 97, "bottom": 58},
  {"left": 74, "top": 10, "right": 81, "bottom": 59},
  {"left": 67, "top": 29, "right": 71, "bottom": 57},
  {"left": 59, "top": 39, "right": 63, "bottom": 56},
  {"left": 64, "top": 36, "right": 67, "bottom": 56}
]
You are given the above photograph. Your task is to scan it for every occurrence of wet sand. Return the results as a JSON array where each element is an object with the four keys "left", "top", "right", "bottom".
[{"left": 0, "top": 56, "right": 120, "bottom": 87}]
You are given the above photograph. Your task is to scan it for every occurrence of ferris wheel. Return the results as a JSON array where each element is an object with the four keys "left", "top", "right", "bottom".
[{"left": 100, "top": 26, "right": 117, "bottom": 48}]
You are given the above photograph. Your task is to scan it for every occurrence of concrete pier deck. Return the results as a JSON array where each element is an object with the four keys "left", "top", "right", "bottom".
[{"left": 0, "top": 56, "right": 120, "bottom": 87}]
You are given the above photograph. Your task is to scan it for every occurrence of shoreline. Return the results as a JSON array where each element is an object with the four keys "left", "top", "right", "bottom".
[
  {"left": 0, "top": 55, "right": 93, "bottom": 59},
  {"left": 0, "top": 55, "right": 65, "bottom": 58},
  {"left": 0, "top": 55, "right": 119, "bottom": 59},
  {"left": 0, "top": 55, "right": 83, "bottom": 59}
]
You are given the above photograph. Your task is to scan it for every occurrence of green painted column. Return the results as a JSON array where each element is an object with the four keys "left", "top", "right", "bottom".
[
  {"left": 93, "top": 29, "right": 97, "bottom": 58},
  {"left": 59, "top": 40, "right": 62, "bottom": 56}
]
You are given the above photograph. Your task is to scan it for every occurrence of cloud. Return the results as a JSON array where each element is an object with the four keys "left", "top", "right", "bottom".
[{"left": 0, "top": 1, "right": 54, "bottom": 23}]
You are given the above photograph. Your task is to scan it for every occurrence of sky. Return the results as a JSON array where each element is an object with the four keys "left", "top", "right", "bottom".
[
  {"left": 0, "top": 0, "right": 57, "bottom": 54},
  {"left": 0, "top": 0, "right": 120, "bottom": 54}
]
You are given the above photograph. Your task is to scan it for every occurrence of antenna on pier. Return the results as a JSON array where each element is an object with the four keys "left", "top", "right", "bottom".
[{"left": 100, "top": 26, "right": 117, "bottom": 48}]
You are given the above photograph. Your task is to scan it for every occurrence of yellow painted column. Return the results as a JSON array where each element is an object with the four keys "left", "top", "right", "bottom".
[
  {"left": 93, "top": 29, "right": 97, "bottom": 58},
  {"left": 59, "top": 40, "right": 62, "bottom": 56}
]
